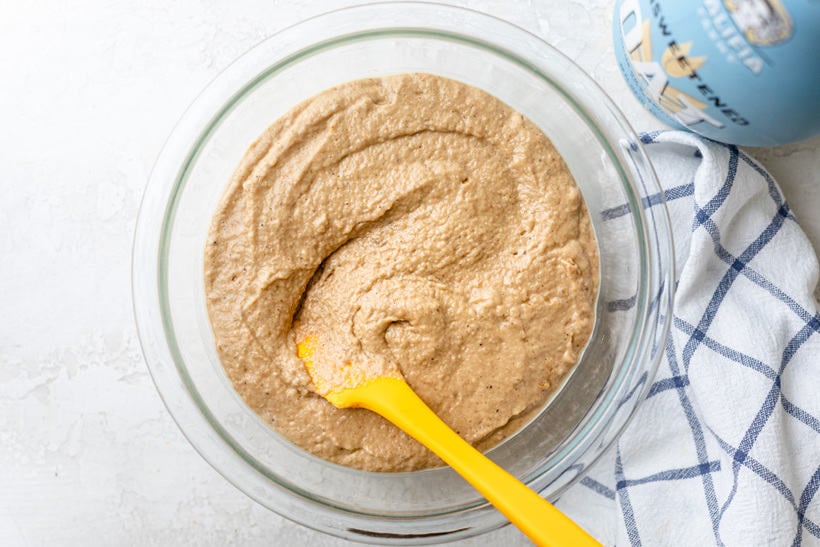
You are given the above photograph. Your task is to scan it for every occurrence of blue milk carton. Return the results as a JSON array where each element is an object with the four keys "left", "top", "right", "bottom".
[{"left": 614, "top": 0, "right": 820, "bottom": 146}]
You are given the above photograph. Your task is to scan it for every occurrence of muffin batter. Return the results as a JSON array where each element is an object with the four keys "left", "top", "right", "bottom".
[{"left": 204, "top": 74, "right": 598, "bottom": 472}]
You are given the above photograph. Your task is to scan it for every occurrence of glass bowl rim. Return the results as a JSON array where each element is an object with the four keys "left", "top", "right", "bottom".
[{"left": 132, "top": 1, "right": 674, "bottom": 542}]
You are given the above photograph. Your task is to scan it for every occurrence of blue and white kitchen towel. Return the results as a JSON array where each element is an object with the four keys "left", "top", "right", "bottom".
[{"left": 559, "top": 131, "right": 820, "bottom": 546}]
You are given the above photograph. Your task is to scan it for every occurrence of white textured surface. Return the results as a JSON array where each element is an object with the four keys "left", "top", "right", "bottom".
[{"left": 1, "top": 1, "right": 817, "bottom": 545}]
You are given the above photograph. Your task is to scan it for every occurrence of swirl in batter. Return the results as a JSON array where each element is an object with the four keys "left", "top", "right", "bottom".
[{"left": 204, "top": 74, "right": 598, "bottom": 472}]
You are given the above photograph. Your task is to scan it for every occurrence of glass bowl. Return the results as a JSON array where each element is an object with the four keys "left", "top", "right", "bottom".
[{"left": 132, "top": 2, "right": 674, "bottom": 543}]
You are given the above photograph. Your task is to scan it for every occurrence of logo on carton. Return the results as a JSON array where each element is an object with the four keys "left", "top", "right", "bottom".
[
  {"left": 725, "top": 0, "right": 792, "bottom": 46},
  {"left": 619, "top": 0, "right": 724, "bottom": 129},
  {"left": 618, "top": 0, "right": 752, "bottom": 129}
]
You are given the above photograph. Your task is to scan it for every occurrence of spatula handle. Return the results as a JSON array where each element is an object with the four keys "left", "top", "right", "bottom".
[{"left": 338, "top": 377, "right": 600, "bottom": 547}]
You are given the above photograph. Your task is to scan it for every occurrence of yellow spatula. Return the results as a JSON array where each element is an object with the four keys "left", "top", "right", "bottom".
[{"left": 297, "top": 336, "right": 600, "bottom": 547}]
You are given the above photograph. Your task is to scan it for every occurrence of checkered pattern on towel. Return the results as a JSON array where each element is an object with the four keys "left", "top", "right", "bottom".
[{"left": 559, "top": 131, "right": 820, "bottom": 546}]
